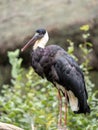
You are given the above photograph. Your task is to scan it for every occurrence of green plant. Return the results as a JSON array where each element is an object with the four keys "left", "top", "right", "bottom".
[
  {"left": 0, "top": 50, "right": 58, "bottom": 130},
  {"left": 0, "top": 25, "right": 98, "bottom": 130},
  {"left": 66, "top": 25, "right": 98, "bottom": 130}
]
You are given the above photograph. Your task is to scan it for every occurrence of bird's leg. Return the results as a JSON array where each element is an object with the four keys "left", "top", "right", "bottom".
[
  {"left": 64, "top": 90, "right": 68, "bottom": 127},
  {"left": 58, "top": 89, "right": 62, "bottom": 128}
]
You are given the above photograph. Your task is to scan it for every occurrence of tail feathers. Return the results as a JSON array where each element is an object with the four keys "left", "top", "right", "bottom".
[
  {"left": 85, "top": 105, "right": 90, "bottom": 113},
  {"left": 74, "top": 91, "right": 90, "bottom": 114},
  {"left": 74, "top": 94, "right": 90, "bottom": 114},
  {"left": 67, "top": 90, "right": 90, "bottom": 114},
  {"left": 74, "top": 104, "right": 90, "bottom": 114}
]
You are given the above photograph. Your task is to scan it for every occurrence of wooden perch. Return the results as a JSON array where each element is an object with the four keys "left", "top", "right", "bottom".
[{"left": 0, "top": 122, "right": 24, "bottom": 130}]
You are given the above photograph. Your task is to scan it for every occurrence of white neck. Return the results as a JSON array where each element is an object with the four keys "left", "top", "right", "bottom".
[{"left": 33, "top": 31, "right": 49, "bottom": 50}]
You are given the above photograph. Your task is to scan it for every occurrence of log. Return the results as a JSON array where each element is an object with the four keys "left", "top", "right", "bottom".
[{"left": 0, "top": 122, "right": 24, "bottom": 130}]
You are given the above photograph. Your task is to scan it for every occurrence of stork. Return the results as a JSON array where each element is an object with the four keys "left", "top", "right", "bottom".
[{"left": 21, "top": 28, "right": 90, "bottom": 129}]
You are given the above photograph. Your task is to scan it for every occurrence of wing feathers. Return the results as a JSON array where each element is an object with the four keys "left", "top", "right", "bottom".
[{"left": 54, "top": 50, "right": 90, "bottom": 113}]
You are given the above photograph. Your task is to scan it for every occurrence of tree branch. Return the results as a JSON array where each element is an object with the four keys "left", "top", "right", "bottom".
[{"left": 0, "top": 122, "right": 24, "bottom": 130}]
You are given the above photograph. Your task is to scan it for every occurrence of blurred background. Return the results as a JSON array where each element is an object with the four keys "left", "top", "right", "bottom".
[
  {"left": 0, "top": 0, "right": 98, "bottom": 88},
  {"left": 0, "top": 0, "right": 98, "bottom": 129}
]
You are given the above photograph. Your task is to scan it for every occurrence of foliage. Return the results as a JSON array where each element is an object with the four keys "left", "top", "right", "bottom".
[
  {"left": 0, "top": 50, "right": 58, "bottom": 130},
  {"left": 0, "top": 25, "right": 98, "bottom": 130},
  {"left": 67, "top": 25, "right": 98, "bottom": 130}
]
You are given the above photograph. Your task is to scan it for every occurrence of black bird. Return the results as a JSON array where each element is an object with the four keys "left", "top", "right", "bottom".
[{"left": 21, "top": 28, "right": 90, "bottom": 128}]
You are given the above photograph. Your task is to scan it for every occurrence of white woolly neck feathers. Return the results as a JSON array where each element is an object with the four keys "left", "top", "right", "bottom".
[{"left": 33, "top": 31, "right": 49, "bottom": 50}]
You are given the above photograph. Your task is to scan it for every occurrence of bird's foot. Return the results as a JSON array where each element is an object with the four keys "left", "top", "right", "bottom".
[
  {"left": 57, "top": 125, "right": 68, "bottom": 130},
  {"left": 57, "top": 125, "right": 63, "bottom": 130},
  {"left": 63, "top": 125, "right": 68, "bottom": 130}
]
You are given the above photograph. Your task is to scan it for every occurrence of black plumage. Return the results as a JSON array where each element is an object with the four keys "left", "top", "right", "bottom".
[
  {"left": 21, "top": 28, "right": 90, "bottom": 115},
  {"left": 32, "top": 45, "right": 90, "bottom": 114}
]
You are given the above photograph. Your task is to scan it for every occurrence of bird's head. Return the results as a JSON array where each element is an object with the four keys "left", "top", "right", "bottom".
[{"left": 21, "top": 28, "right": 49, "bottom": 52}]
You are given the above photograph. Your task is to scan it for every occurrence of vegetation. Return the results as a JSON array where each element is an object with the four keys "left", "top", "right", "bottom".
[{"left": 0, "top": 25, "right": 98, "bottom": 130}]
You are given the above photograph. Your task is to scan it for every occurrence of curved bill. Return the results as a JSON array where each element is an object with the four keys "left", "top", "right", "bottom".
[{"left": 21, "top": 33, "right": 43, "bottom": 52}]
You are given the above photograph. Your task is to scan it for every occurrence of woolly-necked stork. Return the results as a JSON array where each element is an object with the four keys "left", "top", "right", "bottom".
[{"left": 21, "top": 28, "right": 90, "bottom": 128}]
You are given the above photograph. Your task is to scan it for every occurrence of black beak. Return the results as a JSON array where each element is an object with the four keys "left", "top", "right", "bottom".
[{"left": 21, "top": 33, "right": 43, "bottom": 52}]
